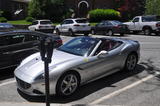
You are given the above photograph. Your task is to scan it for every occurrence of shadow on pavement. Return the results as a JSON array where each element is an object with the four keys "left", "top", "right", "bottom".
[{"left": 18, "top": 64, "right": 145, "bottom": 103}]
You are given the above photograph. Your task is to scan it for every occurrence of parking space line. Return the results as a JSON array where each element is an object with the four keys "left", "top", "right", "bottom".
[
  {"left": 0, "top": 80, "right": 16, "bottom": 87},
  {"left": 90, "top": 74, "right": 155, "bottom": 105}
]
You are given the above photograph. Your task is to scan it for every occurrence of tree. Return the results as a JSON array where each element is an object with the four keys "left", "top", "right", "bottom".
[
  {"left": 28, "top": 0, "right": 66, "bottom": 21},
  {"left": 115, "top": 0, "right": 145, "bottom": 21},
  {"left": 145, "top": 0, "right": 160, "bottom": 15}
]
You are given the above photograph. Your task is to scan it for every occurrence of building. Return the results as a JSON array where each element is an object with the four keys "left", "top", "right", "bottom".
[
  {"left": 0, "top": 0, "right": 115, "bottom": 19},
  {"left": 0, "top": 0, "right": 29, "bottom": 20},
  {"left": 65, "top": 0, "right": 115, "bottom": 17}
]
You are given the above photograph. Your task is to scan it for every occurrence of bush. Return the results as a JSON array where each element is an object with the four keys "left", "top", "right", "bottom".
[
  {"left": 89, "top": 9, "right": 121, "bottom": 22},
  {"left": 0, "top": 17, "right": 7, "bottom": 22},
  {"left": 25, "top": 17, "right": 35, "bottom": 22}
]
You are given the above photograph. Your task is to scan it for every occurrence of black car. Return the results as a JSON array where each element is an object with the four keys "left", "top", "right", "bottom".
[
  {"left": 91, "top": 20, "right": 129, "bottom": 36},
  {"left": 0, "top": 23, "right": 15, "bottom": 32},
  {"left": 0, "top": 30, "right": 62, "bottom": 70}
]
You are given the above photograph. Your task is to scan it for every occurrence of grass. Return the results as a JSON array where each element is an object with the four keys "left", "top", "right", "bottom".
[{"left": 8, "top": 20, "right": 31, "bottom": 25}]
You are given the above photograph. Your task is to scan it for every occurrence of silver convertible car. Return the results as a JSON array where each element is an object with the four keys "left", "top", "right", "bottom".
[{"left": 14, "top": 36, "right": 140, "bottom": 96}]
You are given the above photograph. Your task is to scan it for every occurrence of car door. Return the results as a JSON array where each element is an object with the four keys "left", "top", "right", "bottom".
[
  {"left": 79, "top": 40, "right": 123, "bottom": 82},
  {"left": 0, "top": 35, "right": 13, "bottom": 69},
  {"left": 12, "top": 33, "right": 39, "bottom": 65},
  {"left": 96, "top": 22, "right": 106, "bottom": 33},
  {"left": 59, "top": 20, "right": 71, "bottom": 32},
  {"left": 129, "top": 17, "right": 140, "bottom": 30}
]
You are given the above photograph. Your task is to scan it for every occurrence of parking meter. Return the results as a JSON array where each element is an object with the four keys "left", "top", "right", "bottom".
[
  {"left": 39, "top": 37, "right": 54, "bottom": 106},
  {"left": 46, "top": 37, "right": 54, "bottom": 63},
  {"left": 39, "top": 37, "right": 46, "bottom": 61}
]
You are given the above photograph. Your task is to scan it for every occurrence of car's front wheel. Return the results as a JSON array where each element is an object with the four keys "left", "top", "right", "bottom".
[
  {"left": 91, "top": 29, "right": 96, "bottom": 35},
  {"left": 124, "top": 53, "right": 137, "bottom": 71},
  {"left": 56, "top": 72, "right": 80, "bottom": 96},
  {"left": 68, "top": 29, "right": 74, "bottom": 36},
  {"left": 107, "top": 30, "right": 113, "bottom": 36}
]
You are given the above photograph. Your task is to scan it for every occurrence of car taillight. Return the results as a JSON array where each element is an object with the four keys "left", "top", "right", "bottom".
[
  {"left": 74, "top": 24, "right": 80, "bottom": 26},
  {"left": 56, "top": 39, "right": 63, "bottom": 45},
  {"left": 156, "top": 23, "right": 160, "bottom": 27}
]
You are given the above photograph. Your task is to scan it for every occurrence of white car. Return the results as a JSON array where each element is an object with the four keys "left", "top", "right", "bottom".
[
  {"left": 55, "top": 18, "right": 91, "bottom": 36},
  {"left": 28, "top": 20, "right": 55, "bottom": 33}
]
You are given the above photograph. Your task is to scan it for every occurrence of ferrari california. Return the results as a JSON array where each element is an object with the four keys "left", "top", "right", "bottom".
[{"left": 14, "top": 36, "right": 140, "bottom": 96}]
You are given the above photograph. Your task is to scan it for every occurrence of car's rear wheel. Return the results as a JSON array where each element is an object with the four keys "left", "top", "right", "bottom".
[
  {"left": 124, "top": 53, "right": 137, "bottom": 71},
  {"left": 143, "top": 28, "right": 151, "bottom": 35},
  {"left": 120, "top": 33, "right": 124, "bottom": 36},
  {"left": 56, "top": 72, "right": 80, "bottom": 96},
  {"left": 56, "top": 29, "right": 60, "bottom": 35}
]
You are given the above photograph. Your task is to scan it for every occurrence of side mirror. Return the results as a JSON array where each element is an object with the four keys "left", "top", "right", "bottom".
[{"left": 97, "top": 50, "right": 108, "bottom": 58}]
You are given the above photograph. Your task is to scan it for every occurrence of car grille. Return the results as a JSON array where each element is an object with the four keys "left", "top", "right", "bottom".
[{"left": 16, "top": 77, "right": 31, "bottom": 89}]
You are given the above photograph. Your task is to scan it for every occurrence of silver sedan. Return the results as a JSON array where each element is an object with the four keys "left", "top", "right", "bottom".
[{"left": 14, "top": 36, "right": 140, "bottom": 96}]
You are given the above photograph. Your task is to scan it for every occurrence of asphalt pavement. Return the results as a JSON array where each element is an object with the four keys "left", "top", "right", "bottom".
[{"left": 0, "top": 34, "right": 160, "bottom": 106}]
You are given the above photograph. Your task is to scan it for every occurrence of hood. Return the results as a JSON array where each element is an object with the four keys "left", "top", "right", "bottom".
[
  {"left": 16, "top": 49, "right": 81, "bottom": 77},
  {"left": 123, "top": 22, "right": 131, "bottom": 25}
]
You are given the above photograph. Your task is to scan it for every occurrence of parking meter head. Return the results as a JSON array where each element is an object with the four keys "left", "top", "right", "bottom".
[
  {"left": 46, "top": 37, "right": 54, "bottom": 63},
  {"left": 39, "top": 38, "right": 46, "bottom": 61}
]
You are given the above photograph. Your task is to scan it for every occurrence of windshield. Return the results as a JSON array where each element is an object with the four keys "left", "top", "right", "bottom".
[
  {"left": 110, "top": 21, "right": 122, "bottom": 25},
  {"left": 75, "top": 19, "right": 88, "bottom": 23},
  {"left": 57, "top": 37, "right": 99, "bottom": 56}
]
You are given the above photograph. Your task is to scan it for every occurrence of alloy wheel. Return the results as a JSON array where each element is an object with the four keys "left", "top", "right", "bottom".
[
  {"left": 126, "top": 54, "right": 137, "bottom": 71},
  {"left": 60, "top": 74, "right": 78, "bottom": 96}
]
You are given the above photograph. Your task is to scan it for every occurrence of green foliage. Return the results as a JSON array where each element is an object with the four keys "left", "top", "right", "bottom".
[
  {"left": 25, "top": 17, "right": 35, "bottom": 22},
  {"left": 89, "top": 9, "right": 121, "bottom": 22},
  {"left": 28, "top": 0, "right": 66, "bottom": 22},
  {"left": 145, "top": 0, "right": 160, "bottom": 16},
  {"left": 0, "top": 17, "right": 7, "bottom": 22}
]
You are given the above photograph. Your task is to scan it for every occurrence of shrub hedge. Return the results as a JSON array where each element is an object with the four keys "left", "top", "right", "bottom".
[
  {"left": 0, "top": 17, "right": 7, "bottom": 22},
  {"left": 89, "top": 9, "right": 121, "bottom": 22},
  {"left": 25, "top": 16, "right": 35, "bottom": 22}
]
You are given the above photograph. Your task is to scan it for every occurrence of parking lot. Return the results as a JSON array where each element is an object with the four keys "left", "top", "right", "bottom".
[{"left": 0, "top": 34, "right": 160, "bottom": 106}]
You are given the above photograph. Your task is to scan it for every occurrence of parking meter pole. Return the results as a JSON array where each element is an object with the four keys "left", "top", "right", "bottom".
[{"left": 44, "top": 60, "right": 50, "bottom": 106}]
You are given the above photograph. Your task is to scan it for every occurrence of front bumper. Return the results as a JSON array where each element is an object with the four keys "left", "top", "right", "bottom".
[{"left": 16, "top": 77, "right": 46, "bottom": 96}]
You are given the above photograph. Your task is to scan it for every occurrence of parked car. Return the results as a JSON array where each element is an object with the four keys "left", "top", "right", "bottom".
[
  {"left": 0, "top": 30, "right": 62, "bottom": 70},
  {"left": 55, "top": 18, "right": 91, "bottom": 36},
  {"left": 91, "top": 20, "right": 129, "bottom": 36},
  {"left": 15, "top": 36, "right": 140, "bottom": 96},
  {"left": 28, "top": 20, "right": 55, "bottom": 33},
  {"left": 124, "top": 15, "right": 160, "bottom": 35},
  {"left": 0, "top": 23, "right": 15, "bottom": 32}
]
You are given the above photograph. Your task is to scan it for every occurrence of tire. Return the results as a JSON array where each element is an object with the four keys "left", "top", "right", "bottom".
[
  {"left": 84, "top": 33, "right": 89, "bottom": 36},
  {"left": 56, "top": 29, "right": 60, "bottom": 35},
  {"left": 124, "top": 53, "right": 138, "bottom": 71},
  {"left": 107, "top": 30, "right": 113, "bottom": 36},
  {"left": 56, "top": 72, "right": 80, "bottom": 96},
  {"left": 68, "top": 29, "right": 74, "bottom": 36},
  {"left": 91, "top": 29, "right": 96, "bottom": 35},
  {"left": 143, "top": 28, "right": 151, "bottom": 35},
  {"left": 120, "top": 33, "right": 124, "bottom": 36}
]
